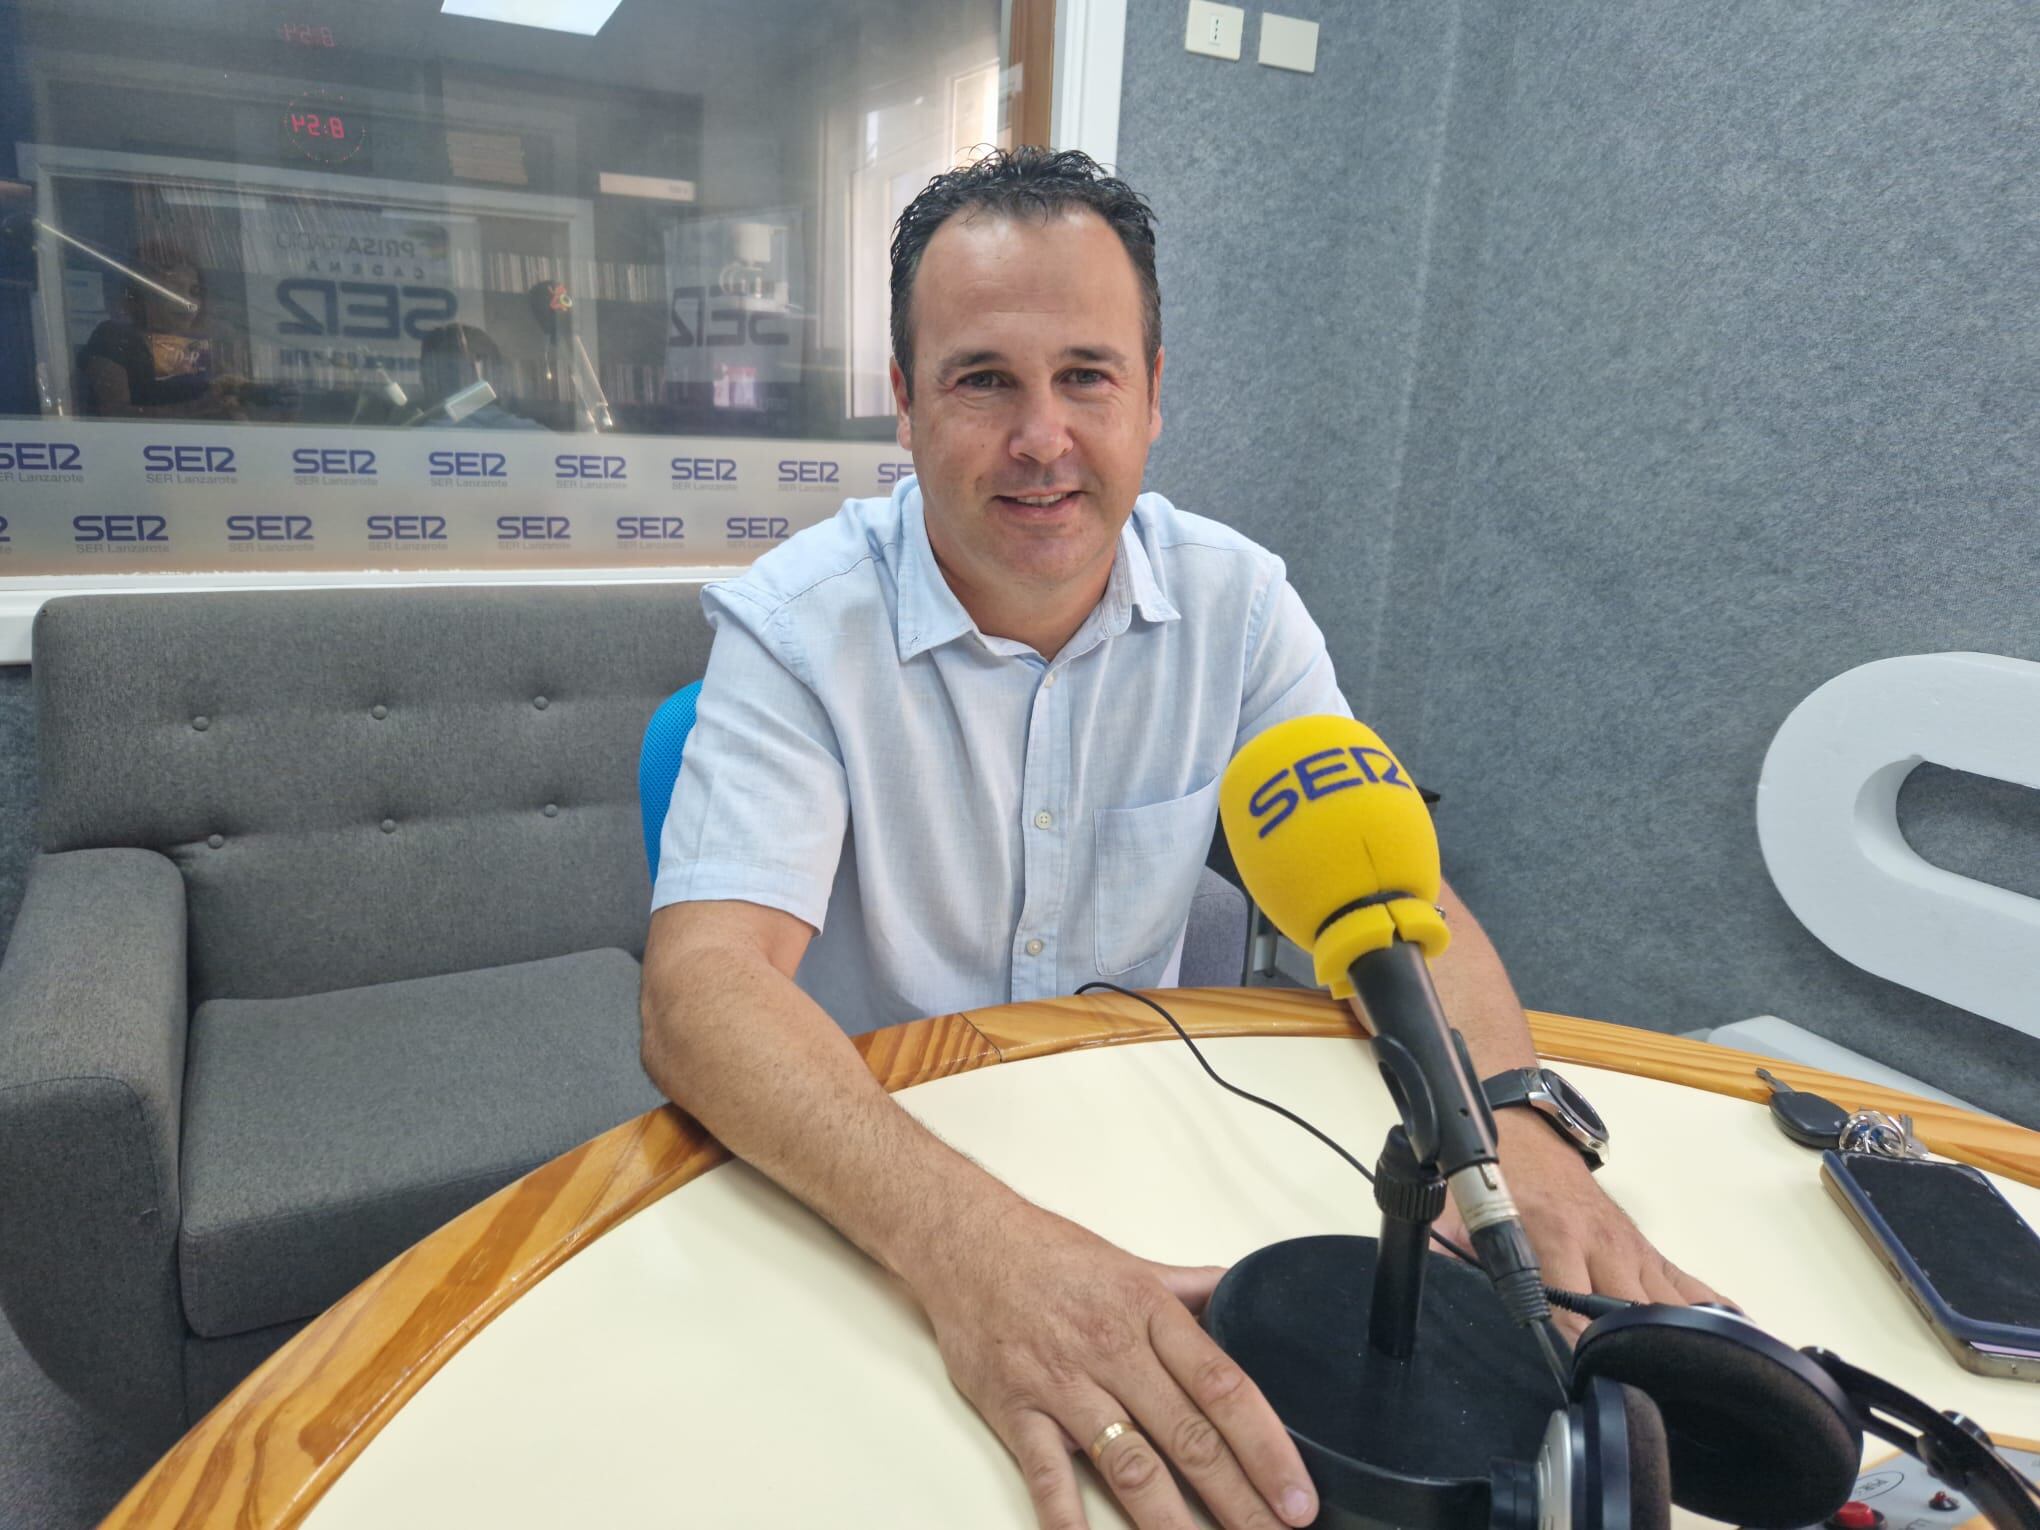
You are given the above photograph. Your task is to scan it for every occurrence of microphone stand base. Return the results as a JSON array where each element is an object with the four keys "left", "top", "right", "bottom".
[{"left": 1205, "top": 1234, "right": 1562, "bottom": 1529}]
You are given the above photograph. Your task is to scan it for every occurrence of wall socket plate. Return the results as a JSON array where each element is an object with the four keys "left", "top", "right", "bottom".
[
  {"left": 1185, "top": 0, "right": 1245, "bottom": 61},
  {"left": 1258, "top": 12, "right": 1319, "bottom": 73}
]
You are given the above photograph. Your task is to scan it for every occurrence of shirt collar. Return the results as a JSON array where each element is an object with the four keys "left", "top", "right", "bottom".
[
  {"left": 895, "top": 483, "right": 978, "bottom": 662},
  {"left": 894, "top": 485, "right": 1181, "bottom": 664},
  {"left": 1120, "top": 506, "right": 1181, "bottom": 626}
]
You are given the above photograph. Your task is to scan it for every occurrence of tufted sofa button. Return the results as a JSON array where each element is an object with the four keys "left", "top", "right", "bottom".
[
  {"left": 533, "top": 695, "right": 549, "bottom": 710},
  {"left": 543, "top": 803, "right": 559, "bottom": 818},
  {"left": 380, "top": 819, "right": 397, "bottom": 834},
  {"left": 192, "top": 716, "right": 210, "bottom": 732},
  {"left": 207, "top": 834, "right": 223, "bottom": 849},
  {"left": 371, "top": 704, "right": 388, "bottom": 720}
]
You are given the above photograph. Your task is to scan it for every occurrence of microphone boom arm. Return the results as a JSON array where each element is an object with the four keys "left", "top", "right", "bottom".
[{"left": 25, "top": 217, "right": 198, "bottom": 313}]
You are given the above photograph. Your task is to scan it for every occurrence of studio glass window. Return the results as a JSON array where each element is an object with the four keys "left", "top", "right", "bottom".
[{"left": 0, "top": 0, "right": 1032, "bottom": 577}]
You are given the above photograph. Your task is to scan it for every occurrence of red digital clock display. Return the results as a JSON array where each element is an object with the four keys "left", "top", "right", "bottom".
[{"left": 282, "top": 93, "right": 367, "bottom": 165}]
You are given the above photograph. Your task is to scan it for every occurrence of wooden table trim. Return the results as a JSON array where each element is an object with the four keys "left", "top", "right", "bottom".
[{"left": 102, "top": 990, "right": 2040, "bottom": 1527}]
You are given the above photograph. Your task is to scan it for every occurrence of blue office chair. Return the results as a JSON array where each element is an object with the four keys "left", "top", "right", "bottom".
[{"left": 638, "top": 680, "right": 702, "bottom": 881}]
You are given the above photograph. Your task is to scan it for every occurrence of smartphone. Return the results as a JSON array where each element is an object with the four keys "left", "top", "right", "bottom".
[{"left": 1821, "top": 1150, "right": 2040, "bottom": 1381}]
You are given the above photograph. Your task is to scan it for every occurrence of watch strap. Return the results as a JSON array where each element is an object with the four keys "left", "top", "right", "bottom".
[
  {"left": 1481, "top": 1067, "right": 1605, "bottom": 1171},
  {"left": 1482, "top": 1068, "right": 1537, "bottom": 1113}
]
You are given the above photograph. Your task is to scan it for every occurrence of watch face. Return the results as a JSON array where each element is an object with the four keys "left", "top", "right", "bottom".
[{"left": 1544, "top": 1071, "right": 1608, "bottom": 1143}]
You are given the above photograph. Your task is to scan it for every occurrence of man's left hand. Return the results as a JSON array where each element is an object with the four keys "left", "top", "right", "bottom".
[{"left": 1441, "top": 1112, "right": 1726, "bottom": 1334}]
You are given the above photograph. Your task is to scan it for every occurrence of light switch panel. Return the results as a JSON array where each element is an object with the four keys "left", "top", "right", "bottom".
[
  {"left": 1258, "top": 12, "right": 1319, "bottom": 73},
  {"left": 1185, "top": 1, "right": 1245, "bottom": 61}
]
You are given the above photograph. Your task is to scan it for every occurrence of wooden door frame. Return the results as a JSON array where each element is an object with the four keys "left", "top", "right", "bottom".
[{"left": 1008, "top": 0, "right": 1057, "bottom": 148}]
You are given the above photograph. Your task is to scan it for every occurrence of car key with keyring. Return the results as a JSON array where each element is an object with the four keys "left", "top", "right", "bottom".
[{"left": 1754, "top": 1068, "right": 1927, "bottom": 1157}]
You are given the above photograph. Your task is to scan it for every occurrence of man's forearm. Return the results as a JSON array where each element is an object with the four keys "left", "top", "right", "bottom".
[
  {"left": 640, "top": 941, "right": 1017, "bottom": 1291},
  {"left": 1426, "top": 877, "right": 1539, "bottom": 1077}
]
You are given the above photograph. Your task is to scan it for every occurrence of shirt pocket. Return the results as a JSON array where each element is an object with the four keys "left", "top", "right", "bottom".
[{"left": 1093, "top": 775, "right": 1224, "bottom": 976}]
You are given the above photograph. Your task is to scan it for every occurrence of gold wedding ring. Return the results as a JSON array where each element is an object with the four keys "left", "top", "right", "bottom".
[{"left": 1087, "top": 1419, "right": 1134, "bottom": 1463}]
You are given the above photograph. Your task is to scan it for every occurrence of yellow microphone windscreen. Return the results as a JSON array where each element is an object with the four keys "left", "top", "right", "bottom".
[{"left": 1219, "top": 715, "right": 1449, "bottom": 997}]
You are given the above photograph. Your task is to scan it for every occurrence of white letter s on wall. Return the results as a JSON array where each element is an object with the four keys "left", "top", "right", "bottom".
[{"left": 1757, "top": 652, "right": 2040, "bottom": 1044}]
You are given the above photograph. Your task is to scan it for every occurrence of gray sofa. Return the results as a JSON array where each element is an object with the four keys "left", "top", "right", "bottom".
[
  {"left": 0, "top": 583, "right": 1250, "bottom": 1449},
  {"left": 0, "top": 587, "right": 707, "bottom": 1445}
]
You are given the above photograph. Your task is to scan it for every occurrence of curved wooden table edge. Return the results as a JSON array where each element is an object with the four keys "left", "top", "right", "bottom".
[{"left": 103, "top": 988, "right": 2040, "bottom": 1528}]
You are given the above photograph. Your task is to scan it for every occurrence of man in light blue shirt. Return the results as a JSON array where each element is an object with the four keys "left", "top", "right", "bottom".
[
  {"left": 641, "top": 149, "right": 1718, "bottom": 1530},
  {"left": 653, "top": 478, "right": 1344, "bottom": 1035}
]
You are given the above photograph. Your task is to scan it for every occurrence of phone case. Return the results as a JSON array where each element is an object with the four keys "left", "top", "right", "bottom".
[{"left": 1820, "top": 1150, "right": 2040, "bottom": 1383}]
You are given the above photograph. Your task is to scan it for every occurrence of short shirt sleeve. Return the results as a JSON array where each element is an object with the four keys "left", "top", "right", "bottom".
[
  {"left": 1234, "top": 557, "right": 1352, "bottom": 751},
  {"left": 651, "top": 582, "right": 850, "bottom": 932},
  {"left": 80, "top": 322, "right": 150, "bottom": 400}
]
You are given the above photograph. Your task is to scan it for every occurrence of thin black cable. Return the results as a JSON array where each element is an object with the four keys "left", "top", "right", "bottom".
[
  {"left": 1075, "top": 981, "right": 1626, "bottom": 1326},
  {"left": 1545, "top": 1288, "right": 1636, "bottom": 1321},
  {"left": 1533, "top": 1318, "right": 1573, "bottom": 1397},
  {"left": 1076, "top": 981, "right": 1480, "bottom": 1267}
]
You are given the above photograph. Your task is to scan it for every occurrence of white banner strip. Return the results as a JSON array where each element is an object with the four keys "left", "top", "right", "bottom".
[{"left": 0, "top": 421, "right": 915, "bottom": 576}]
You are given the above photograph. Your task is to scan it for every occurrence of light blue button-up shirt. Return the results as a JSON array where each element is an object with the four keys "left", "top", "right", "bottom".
[{"left": 653, "top": 478, "right": 1349, "bottom": 1035}]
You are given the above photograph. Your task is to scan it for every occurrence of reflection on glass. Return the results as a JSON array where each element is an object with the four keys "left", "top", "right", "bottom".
[
  {"left": 0, "top": 0, "right": 1009, "bottom": 438},
  {"left": 77, "top": 240, "right": 248, "bottom": 420}
]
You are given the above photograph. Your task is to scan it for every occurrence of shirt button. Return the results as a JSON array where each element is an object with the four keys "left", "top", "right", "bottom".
[
  {"left": 1042, "top": 670, "right": 1057, "bottom": 688},
  {"left": 380, "top": 819, "right": 397, "bottom": 834},
  {"left": 1033, "top": 810, "right": 1054, "bottom": 830},
  {"left": 371, "top": 704, "right": 388, "bottom": 720},
  {"left": 1025, "top": 938, "right": 1044, "bottom": 957}
]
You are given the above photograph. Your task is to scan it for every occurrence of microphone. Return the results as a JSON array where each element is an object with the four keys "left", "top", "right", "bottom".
[
  {"left": 369, "top": 361, "right": 408, "bottom": 409},
  {"left": 527, "top": 280, "right": 612, "bottom": 430},
  {"left": 527, "top": 278, "right": 572, "bottom": 337},
  {"left": 1219, "top": 715, "right": 1551, "bottom": 1330},
  {"left": 397, "top": 378, "right": 495, "bottom": 428}
]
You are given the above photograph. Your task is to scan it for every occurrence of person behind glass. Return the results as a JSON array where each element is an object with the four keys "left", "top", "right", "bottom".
[
  {"left": 640, "top": 149, "right": 1723, "bottom": 1530},
  {"left": 413, "top": 322, "right": 544, "bottom": 429},
  {"left": 78, "top": 242, "right": 246, "bottom": 419}
]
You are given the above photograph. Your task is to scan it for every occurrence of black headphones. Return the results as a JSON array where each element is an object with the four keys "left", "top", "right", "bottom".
[
  {"left": 1496, "top": 1303, "right": 2039, "bottom": 1530},
  {"left": 1206, "top": 1236, "right": 2040, "bottom": 1529}
]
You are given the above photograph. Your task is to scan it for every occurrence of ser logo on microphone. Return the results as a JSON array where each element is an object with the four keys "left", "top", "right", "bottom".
[{"left": 1248, "top": 746, "right": 1411, "bottom": 838}]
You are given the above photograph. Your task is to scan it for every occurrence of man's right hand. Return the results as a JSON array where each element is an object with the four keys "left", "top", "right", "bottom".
[
  {"left": 643, "top": 901, "right": 1316, "bottom": 1528},
  {"left": 905, "top": 1196, "right": 1318, "bottom": 1530}
]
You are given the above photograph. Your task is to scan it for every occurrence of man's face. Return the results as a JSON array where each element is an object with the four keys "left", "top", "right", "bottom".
[
  {"left": 891, "top": 208, "right": 1162, "bottom": 608},
  {"left": 142, "top": 264, "right": 202, "bottom": 330}
]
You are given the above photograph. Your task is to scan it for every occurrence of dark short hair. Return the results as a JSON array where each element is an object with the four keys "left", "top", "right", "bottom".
[
  {"left": 420, "top": 322, "right": 500, "bottom": 366},
  {"left": 889, "top": 147, "right": 1160, "bottom": 400},
  {"left": 419, "top": 322, "right": 501, "bottom": 398}
]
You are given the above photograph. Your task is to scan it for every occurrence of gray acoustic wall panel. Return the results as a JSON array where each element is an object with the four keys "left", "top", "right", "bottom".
[
  {"left": 1119, "top": 0, "right": 2040, "bottom": 1121},
  {"left": 1120, "top": 0, "right": 1463, "bottom": 707}
]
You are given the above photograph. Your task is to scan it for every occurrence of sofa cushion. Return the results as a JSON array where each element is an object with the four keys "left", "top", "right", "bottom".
[{"left": 178, "top": 949, "right": 661, "bottom": 1338}]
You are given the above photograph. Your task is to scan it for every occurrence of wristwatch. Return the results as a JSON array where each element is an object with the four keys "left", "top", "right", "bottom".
[{"left": 1481, "top": 1067, "right": 1608, "bottom": 1171}]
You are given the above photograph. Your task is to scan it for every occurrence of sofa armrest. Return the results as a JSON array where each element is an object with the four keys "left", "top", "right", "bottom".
[{"left": 0, "top": 848, "right": 190, "bottom": 1444}]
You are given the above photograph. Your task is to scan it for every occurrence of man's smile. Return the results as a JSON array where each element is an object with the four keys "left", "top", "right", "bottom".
[{"left": 992, "top": 489, "right": 1083, "bottom": 513}]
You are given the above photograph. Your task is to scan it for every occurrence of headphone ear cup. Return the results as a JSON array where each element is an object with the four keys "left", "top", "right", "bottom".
[
  {"left": 1569, "top": 1378, "right": 1672, "bottom": 1530},
  {"left": 1612, "top": 1382, "right": 1672, "bottom": 1530},
  {"left": 1574, "top": 1306, "right": 1861, "bottom": 1528}
]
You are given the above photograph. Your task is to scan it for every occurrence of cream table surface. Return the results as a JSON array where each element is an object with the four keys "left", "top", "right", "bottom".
[
  {"left": 289, "top": 1031, "right": 2040, "bottom": 1528},
  {"left": 111, "top": 987, "right": 2040, "bottom": 1525}
]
